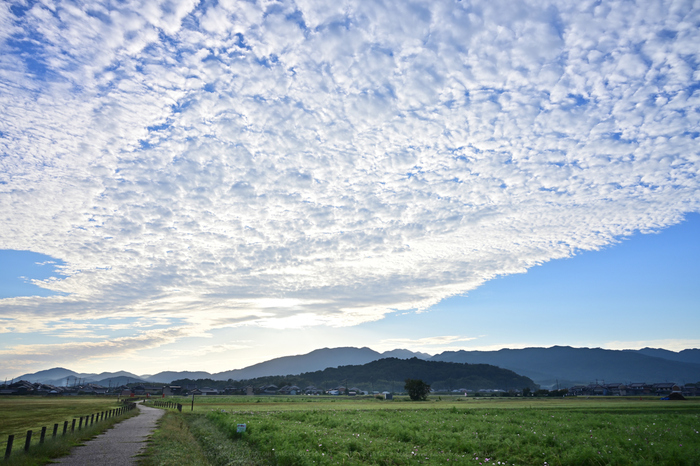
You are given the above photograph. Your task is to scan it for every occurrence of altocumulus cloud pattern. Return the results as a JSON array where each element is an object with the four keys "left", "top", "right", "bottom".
[{"left": 0, "top": 0, "right": 699, "bottom": 356}]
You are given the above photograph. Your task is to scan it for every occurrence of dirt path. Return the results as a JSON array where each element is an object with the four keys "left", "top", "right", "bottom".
[{"left": 53, "top": 403, "right": 164, "bottom": 465}]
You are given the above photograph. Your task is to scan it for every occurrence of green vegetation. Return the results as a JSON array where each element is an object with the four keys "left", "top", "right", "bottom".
[
  {"left": 138, "top": 411, "right": 210, "bottom": 465},
  {"left": 404, "top": 379, "right": 431, "bottom": 401},
  {"left": 172, "top": 357, "right": 537, "bottom": 393},
  {"left": 0, "top": 396, "right": 130, "bottom": 448},
  {"left": 139, "top": 409, "right": 273, "bottom": 465},
  {"left": 0, "top": 397, "right": 137, "bottom": 466},
  {"left": 140, "top": 396, "right": 700, "bottom": 465}
]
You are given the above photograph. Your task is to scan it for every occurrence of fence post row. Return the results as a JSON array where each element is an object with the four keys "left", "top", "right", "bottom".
[
  {"left": 4, "top": 435, "right": 13, "bottom": 460},
  {"left": 3, "top": 401, "right": 137, "bottom": 460},
  {"left": 24, "top": 431, "right": 32, "bottom": 452}
]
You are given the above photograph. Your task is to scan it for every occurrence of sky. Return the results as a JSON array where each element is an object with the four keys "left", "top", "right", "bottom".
[{"left": 1, "top": 0, "right": 699, "bottom": 380}]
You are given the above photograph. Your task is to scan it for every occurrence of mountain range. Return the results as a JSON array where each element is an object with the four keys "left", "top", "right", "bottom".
[
  {"left": 10, "top": 346, "right": 700, "bottom": 388},
  {"left": 179, "top": 357, "right": 538, "bottom": 392},
  {"left": 431, "top": 346, "right": 700, "bottom": 388}
]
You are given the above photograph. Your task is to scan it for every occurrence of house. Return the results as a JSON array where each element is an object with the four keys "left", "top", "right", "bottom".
[
  {"left": 199, "top": 387, "right": 219, "bottom": 396},
  {"left": 627, "top": 383, "right": 652, "bottom": 396},
  {"left": 279, "top": 385, "right": 301, "bottom": 395},
  {"left": 143, "top": 385, "right": 162, "bottom": 395},
  {"left": 86, "top": 383, "right": 108, "bottom": 395},
  {"left": 568, "top": 386, "right": 585, "bottom": 396},
  {"left": 681, "top": 383, "right": 698, "bottom": 397},
  {"left": 602, "top": 383, "right": 624, "bottom": 396},
  {"left": 583, "top": 384, "right": 605, "bottom": 396},
  {"left": 653, "top": 383, "right": 676, "bottom": 395},
  {"left": 8, "top": 380, "right": 35, "bottom": 394}
]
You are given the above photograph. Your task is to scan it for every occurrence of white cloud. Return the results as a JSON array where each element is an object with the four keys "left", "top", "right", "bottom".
[
  {"left": 603, "top": 339, "right": 700, "bottom": 352},
  {"left": 376, "top": 335, "right": 479, "bottom": 354},
  {"left": 1, "top": 0, "right": 699, "bottom": 374},
  {"left": 0, "top": 327, "right": 188, "bottom": 368}
]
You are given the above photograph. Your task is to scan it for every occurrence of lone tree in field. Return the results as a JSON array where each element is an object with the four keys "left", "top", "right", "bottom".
[{"left": 404, "top": 378, "right": 431, "bottom": 401}]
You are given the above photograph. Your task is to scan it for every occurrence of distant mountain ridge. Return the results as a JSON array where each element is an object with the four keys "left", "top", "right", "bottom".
[
  {"left": 196, "top": 357, "right": 538, "bottom": 392},
  {"left": 431, "top": 346, "right": 700, "bottom": 388},
  {"left": 10, "top": 346, "right": 699, "bottom": 388},
  {"left": 631, "top": 348, "right": 700, "bottom": 365},
  {"left": 12, "top": 367, "right": 145, "bottom": 387},
  {"left": 12, "top": 347, "right": 430, "bottom": 385},
  {"left": 210, "top": 347, "right": 431, "bottom": 382}
]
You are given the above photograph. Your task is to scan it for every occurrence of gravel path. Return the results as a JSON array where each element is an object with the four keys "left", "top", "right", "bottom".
[{"left": 54, "top": 403, "right": 164, "bottom": 466}]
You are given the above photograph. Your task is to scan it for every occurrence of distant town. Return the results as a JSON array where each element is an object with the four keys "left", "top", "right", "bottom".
[{"left": 1, "top": 380, "right": 697, "bottom": 399}]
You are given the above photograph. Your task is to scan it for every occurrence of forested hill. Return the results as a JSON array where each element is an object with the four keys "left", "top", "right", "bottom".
[{"left": 173, "top": 357, "right": 537, "bottom": 392}]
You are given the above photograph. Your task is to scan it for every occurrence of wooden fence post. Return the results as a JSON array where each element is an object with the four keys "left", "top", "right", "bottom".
[
  {"left": 52, "top": 423, "right": 58, "bottom": 438},
  {"left": 71, "top": 419, "right": 76, "bottom": 432},
  {"left": 40, "top": 426, "right": 46, "bottom": 444},
  {"left": 63, "top": 421, "right": 68, "bottom": 435},
  {"left": 78, "top": 417, "right": 83, "bottom": 430},
  {"left": 4, "top": 434, "right": 13, "bottom": 459},
  {"left": 24, "top": 430, "right": 32, "bottom": 451}
]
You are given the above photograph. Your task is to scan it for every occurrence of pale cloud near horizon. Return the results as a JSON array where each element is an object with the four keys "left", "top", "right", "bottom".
[
  {"left": 1, "top": 0, "right": 699, "bottom": 374},
  {"left": 603, "top": 339, "right": 700, "bottom": 352},
  {"left": 377, "top": 335, "right": 480, "bottom": 353}
]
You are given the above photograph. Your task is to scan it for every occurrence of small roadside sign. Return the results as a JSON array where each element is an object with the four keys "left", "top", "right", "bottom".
[{"left": 237, "top": 424, "right": 246, "bottom": 433}]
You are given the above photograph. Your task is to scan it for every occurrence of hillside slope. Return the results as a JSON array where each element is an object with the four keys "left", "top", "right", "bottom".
[{"left": 432, "top": 346, "right": 700, "bottom": 387}]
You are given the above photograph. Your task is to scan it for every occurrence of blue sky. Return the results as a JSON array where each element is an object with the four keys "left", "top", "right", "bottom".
[{"left": 1, "top": 0, "right": 699, "bottom": 378}]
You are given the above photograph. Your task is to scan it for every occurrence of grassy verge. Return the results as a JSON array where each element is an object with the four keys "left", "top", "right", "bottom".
[
  {"left": 0, "top": 396, "right": 130, "bottom": 445},
  {"left": 2, "top": 408, "right": 139, "bottom": 466},
  {"left": 138, "top": 411, "right": 210, "bottom": 466},
  {"left": 139, "top": 409, "right": 269, "bottom": 466}
]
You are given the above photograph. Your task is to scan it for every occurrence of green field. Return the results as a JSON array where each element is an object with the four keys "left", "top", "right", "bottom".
[
  {"left": 2, "top": 395, "right": 698, "bottom": 465},
  {"left": 141, "top": 395, "right": 700, "bottom": 465},
  {"left": 0, "top": 396, "right": 128, "bottom": 443},
  {"left": 0, "top": 396, "right": 136, "bottom": 464}
]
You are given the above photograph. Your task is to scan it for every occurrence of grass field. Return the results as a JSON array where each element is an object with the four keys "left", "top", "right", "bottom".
[
  {"left": 141, "top": 395, "right": 700, "bottom": 465},
  {"left": 0, "top": 396, "right": 137, "bottom": 465}
]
